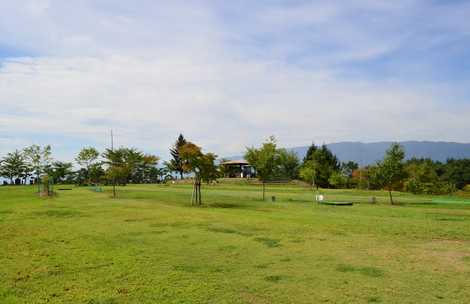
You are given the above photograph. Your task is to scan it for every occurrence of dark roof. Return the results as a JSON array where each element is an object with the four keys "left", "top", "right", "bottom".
[{"left": 220, "top": 159, "right": 249, "bottom": 165}]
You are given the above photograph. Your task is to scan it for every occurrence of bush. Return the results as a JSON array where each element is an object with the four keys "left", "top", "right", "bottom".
[{"left": 404, "top": 179, "right": 455, "bottom": 195}]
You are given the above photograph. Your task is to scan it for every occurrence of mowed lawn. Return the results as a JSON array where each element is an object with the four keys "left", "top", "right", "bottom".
[{"left": 1, "top": 184, "right": 470, "bottom": 304}]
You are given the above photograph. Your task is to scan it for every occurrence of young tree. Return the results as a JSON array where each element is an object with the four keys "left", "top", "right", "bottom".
[
  {"left": 75, "top": 147, "right": 100, "bottom": 185},
  {"left": 168, "top": 134, "right": 187, "bottom": 179},
  {"left": 179, "top": 142, "right": 218, "bottom": 205},
  {"left": 45, "top": 161, "right": 74, "bottom": 184},
  {"left": 245, "top": 136, "right": 279, "bottom": 200},
  {"left": 103, "top": 148, "right": 130, "bottom": 198},
  {"left": 339, "top": 161, "right": 359, "bottom": 188},
  {"left": 23, "top": 145, "right": 53, "bottom": 192},
  {"left": 0, "top": 150, "right": 28, "bottom": 184},
  {"left": 376, "top": 143, "right": 406, "bottom": 204}
]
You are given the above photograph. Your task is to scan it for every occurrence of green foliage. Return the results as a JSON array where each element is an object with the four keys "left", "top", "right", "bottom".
[
  {"left": 23, "top": 145, "right": 53, "bottom": 184},
  {"left": 0, "top": 150, "right": 28, "bottom": 184},
  {"left": 299, "top": 160, "right": 317, "bottom": 186},
  {"left": 277, "top": 149, "right": 300, "bottom": 179},
  {"left": 102, "top": 148, "right": 159, "bottom": 186},
  {"left": 245, "top": 136, "right": 300, "bottom": 181},
  {"left": 441, "top": 159, "right": 470, "bottom": 190},
  {"left": 179, "top": 141, "right": 218, "bottom": 204},
  {"left": 300, "top": 144, "right": 339, "bottom": 188},
  {"left": 167, "top": 134, "right": 187, "bottom": 179},
  {"left": 245, "top": 136, "right": 279, "bottom": 182},
  {"left": 45, "top": 161, "right": 74, "bottom": 184},
  {"left": 375, "top": 143, "right": 406, "bottom": 203},
  {"left": 328, "top": 171, "right": 348, "bottom": 189}
]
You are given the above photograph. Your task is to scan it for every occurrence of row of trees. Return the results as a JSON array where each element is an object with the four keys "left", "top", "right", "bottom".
[
  {"left": 244, "top": 138, "right": 470, "bottom": 203},
  {"left": 0, "top": 135, "right": 219, "bottom": 204},
  {"left": 2, "top": 135, "right": 469, "bottom": 204},
  {"left": 0, "top": 145, "right": 164, "bottom": 187}
]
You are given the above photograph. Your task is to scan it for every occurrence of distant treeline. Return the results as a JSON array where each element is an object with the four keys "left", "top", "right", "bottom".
[
  {"left": 243, "top": 137, "right": 470, "bottom": 200},
  {"left": 1, "top": 135, "right": 469, "bottom": 199}
]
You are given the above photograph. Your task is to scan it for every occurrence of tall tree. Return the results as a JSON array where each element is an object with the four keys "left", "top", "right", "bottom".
[
  {"left": 441, "top": 159, "right": 470, "bottom": 190},
  {"left": 169, "top": 134, "right": 187, "bottom": 179},
  {"left": 300, "top": 144, "right": 339, "bottom": 188},
  {"left": 245, "top": 136, "right": 279, "bottom": 200},
  {"left": 0, "top": 150, "right": 28, "bottom": 184},
  {"left": 179, "top": 142, "right": 218, "bottom": 205},
  {"left": 45, "top": 161, "right": 74, "bottom": 184},
  {"left": 131, "top": 154, "right": 160, "bottom": 183},
  {"left": 376, "top": 143, "right": 406, "bottom": 204},
  {"left": 23, "top": 145, "right": 53, "bottom": 192},
  {"left": 278, "top": 149, "right": 300, "bottom": 180},
  {"left": 75, "top": 147, "right": 100, "bottom": 185}
]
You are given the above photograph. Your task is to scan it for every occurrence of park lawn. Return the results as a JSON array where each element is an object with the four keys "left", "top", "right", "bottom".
[{"left": 1, "top": 184, "right": 470, "bottom": 304}]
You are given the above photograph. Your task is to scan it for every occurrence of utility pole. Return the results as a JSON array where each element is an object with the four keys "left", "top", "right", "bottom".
[{"left": 111, "top": 130, "right": 116, "bottom": 198}]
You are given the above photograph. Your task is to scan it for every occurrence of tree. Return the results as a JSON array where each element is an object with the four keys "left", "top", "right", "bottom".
[
  {"left": 103, "top": 148, "right": 128, "bottom": 198},
  {"left": 45, "top": 161, "right": 74, "bottom": 184},
  {"left": 131, "top": 154, "right": 160, "bottom": 183},
  {"left": 23, "top": 145, "right": 53, "bottom": 192},
  {"left": 278, "top": 149, "right": 300, "bottom": 179},
  {"left": 0, "top": 150, "right": 28, "bottom": 184},
  {"left": 102, "top": 147, "right": 159, "bottom": 197},
  {"left": 441, "top": 159, "right": 470, "bottom": 190},
  {"left": 168, "top": 134, "right": 187, "bottom": 179},
  {"left": 339, "top": 161, "right": 359, "bottom": 188},
  {"left": 75, "top": 147, "right": 100, "bottom": 185},
  {"left": 301, "top": 144, "right": 339, "bottom": 188},
  {"left": 299, "top": 159, "right": 319, "bottom": 189},
  {"left": 179, "top": 142, "right": 218, "bottom": 205},
  {"left": 245, "top": 136, "right": 279, "bottom": 200},
  {"left": 376, "top": 143, "right": 406, "bottom": 204}
]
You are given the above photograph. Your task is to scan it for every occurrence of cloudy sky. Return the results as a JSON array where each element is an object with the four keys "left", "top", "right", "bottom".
[{"left": 1, "top": 0, "right": 469, "bottom": 161}]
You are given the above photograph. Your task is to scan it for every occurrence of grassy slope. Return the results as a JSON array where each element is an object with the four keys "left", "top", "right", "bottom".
[{"left": 1, "top": 184, "right": 470, "bottom": 304}]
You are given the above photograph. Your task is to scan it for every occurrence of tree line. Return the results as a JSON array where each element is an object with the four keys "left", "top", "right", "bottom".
[
  {"left": 0, "top": 135, "right": 219, "bottom": 204},
  {"left": 1, "top": 135, "right": 469, "bottom": 203},
  {"left": 243, "top": 137, "right": 470, "bottom": 203}
]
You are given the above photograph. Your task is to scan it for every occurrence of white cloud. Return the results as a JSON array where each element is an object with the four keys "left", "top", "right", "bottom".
[
  {"left": 0, "top": 1, "right": 469, "bottom": 160},
  {"left": 1, "top": 54, "right": 469, "bottom": 159}
]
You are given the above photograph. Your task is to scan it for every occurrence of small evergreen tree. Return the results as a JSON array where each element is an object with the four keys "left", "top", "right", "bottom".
[{"left": 169, "top": 134, "right": 187, "bottom": 179}]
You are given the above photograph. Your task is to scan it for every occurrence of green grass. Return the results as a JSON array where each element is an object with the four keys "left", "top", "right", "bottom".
[{"left": 1, "top": 183, "right": 470, "bottom": 303}]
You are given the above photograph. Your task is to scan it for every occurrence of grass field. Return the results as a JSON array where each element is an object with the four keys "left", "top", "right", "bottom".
[{"left": 1, "top": 183, "right": 470, "bottom": 303}]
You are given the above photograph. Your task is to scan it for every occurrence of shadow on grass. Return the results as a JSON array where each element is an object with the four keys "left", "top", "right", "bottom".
[
  {"left": 206, "top": 226, "right": 253, "bottom": 237},
  {"left": 264, "top": 275, "right": 288, "bottom": 283},
  {"left": 336, "top": 264, "right": 384, "bottom": 278},
  {"left": 254, "top": 237, "right": 281, "bottom": 248},
  {"left": 32, "top": 209, "right": 83, "bottom": 218}
]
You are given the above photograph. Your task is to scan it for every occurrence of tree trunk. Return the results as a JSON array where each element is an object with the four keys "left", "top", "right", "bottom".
[
  {"left": 198, "top": 181, "right": 202, "bottom": 205},
  {"left": 180, "top": 171, "right": 184, "bottom": 180},
  {"left": 262, "top": 182, "right": 265, "bottom": 201},
  {"left": 191, "top": 178, "right": 202, "bottom": 205},
  {"left": 388, "top": 189, "right": 394, "bottom": 205},
  {"left": 112, "top": 178, "right": 117, "bottom": 198}
]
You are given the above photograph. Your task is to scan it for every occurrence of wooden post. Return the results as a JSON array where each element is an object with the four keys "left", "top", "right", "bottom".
[{"left": 262, "top": 181, "right": 265, "bottom": 201}]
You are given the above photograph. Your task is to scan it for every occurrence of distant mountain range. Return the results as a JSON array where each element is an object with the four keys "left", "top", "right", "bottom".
[{"left": 229, "top": 141, "right": 470, "bottom": 166}]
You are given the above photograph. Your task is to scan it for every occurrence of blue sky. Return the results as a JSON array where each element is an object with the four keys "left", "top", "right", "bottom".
[{"left": 0, "top": 0, "right": 469, "bottom": 161}]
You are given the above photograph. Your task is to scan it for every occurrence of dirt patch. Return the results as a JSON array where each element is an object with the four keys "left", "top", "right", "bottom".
[
  {"left": 418, "top": 240, "right": 470, "bottom": 272},
  {"left": 239, "top": 292, "right": 270, "bottom": 304}
]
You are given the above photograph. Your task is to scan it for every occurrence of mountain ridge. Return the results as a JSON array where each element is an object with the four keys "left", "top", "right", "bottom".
[{"left": 228, "top": 141, "right": 470, "bottom": 166}]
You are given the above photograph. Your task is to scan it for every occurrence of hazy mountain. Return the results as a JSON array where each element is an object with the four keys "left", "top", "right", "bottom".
[{"left": 229, "top": 141, "right": 470, "bottom": 166}]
